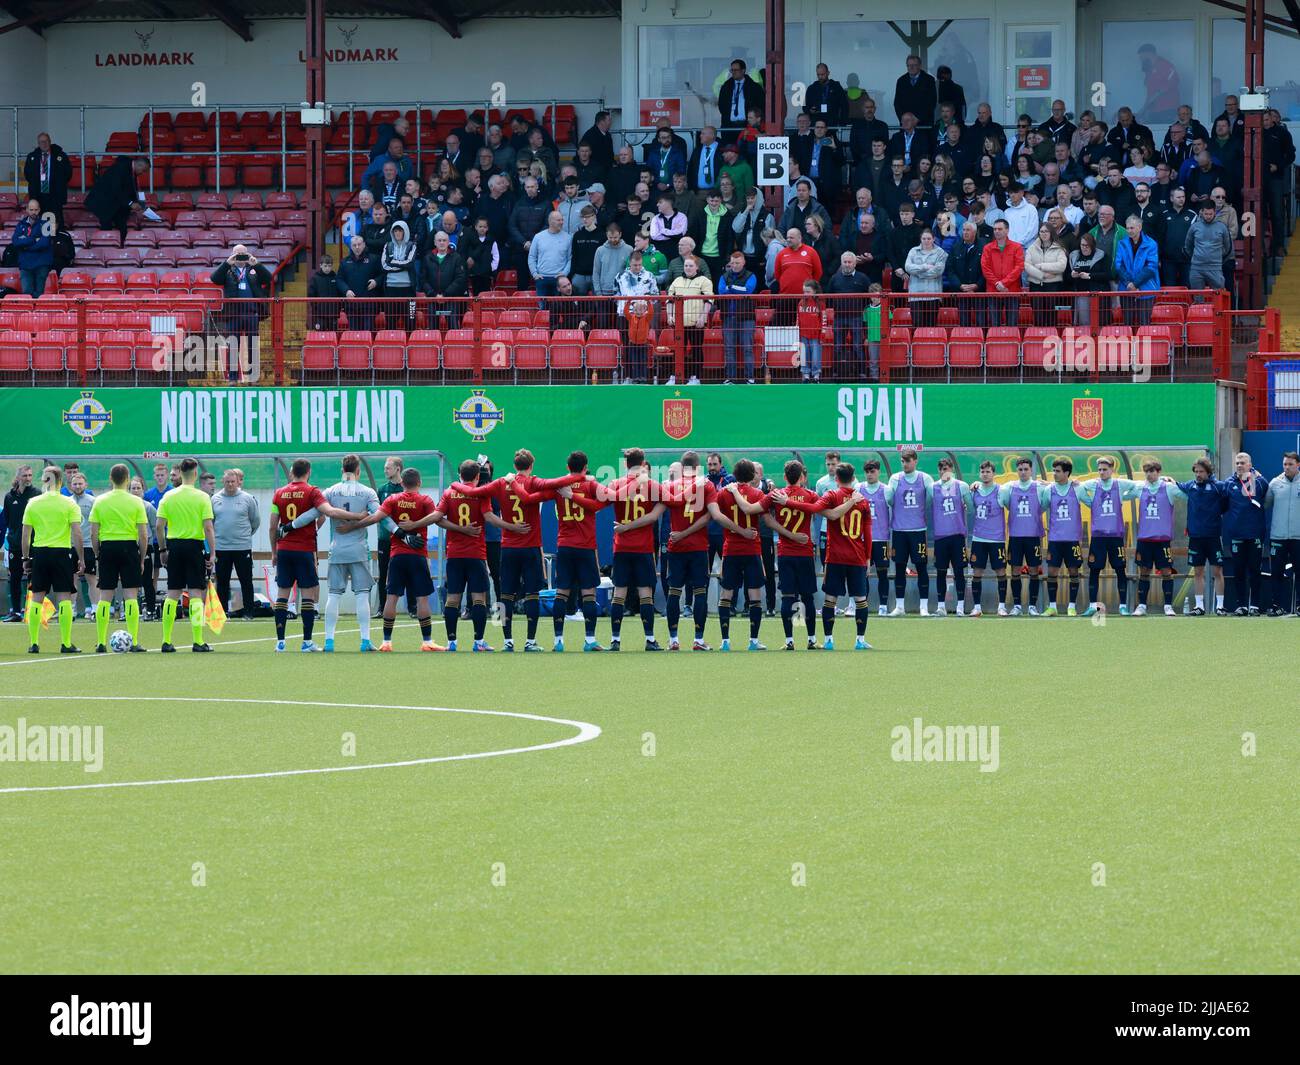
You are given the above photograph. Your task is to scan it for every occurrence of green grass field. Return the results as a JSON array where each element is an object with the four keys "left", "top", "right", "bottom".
[{"left": 0, "top": 611, "right": 1295, "bottom": 974}]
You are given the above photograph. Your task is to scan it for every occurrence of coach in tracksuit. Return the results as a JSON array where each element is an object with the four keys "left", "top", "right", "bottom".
[
  {"left": 1223, "top": 452, "right": 1269, "bottom": 615},
  {"left": 1176, "top": 457, "right": 1228, "bottom": 615},
  {"left": 1265, "top": 451, "right": 1300, "bottom": 615},
  {"left": 212, "top": 469, "right": 261, "bottom": 618}
]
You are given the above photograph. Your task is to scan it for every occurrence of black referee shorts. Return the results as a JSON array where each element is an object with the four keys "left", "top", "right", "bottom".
[
  {"left": 97, "top": 541, "right": 143, "bottom": 590},
  {"left": 31, "top": 546, "right": 75, "bottom": 594},
  {"left": 166, "top": 538, "right": 207, "bottom": 591}
]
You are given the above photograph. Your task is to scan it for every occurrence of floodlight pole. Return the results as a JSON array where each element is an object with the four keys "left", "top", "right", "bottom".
[
  {"left": 762, "top": 0, "right": 786, "bottom": 217},
  {"left": 1241, "top": 0, "right": 1265, "bottom": 309},
  {"left": 305, "top": 0, "right": 327, "bottom": 267}
]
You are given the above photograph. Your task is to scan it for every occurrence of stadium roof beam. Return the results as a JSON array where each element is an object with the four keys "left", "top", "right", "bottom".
[
  {"left": 197, "top": 0, "right": 254, "bottom": 42},
  {"left": 0, "top": 1, "right": 43, "bottom": 36},
  {"left": 1199, "top": 0, "right": 1296, "bottom": 32},
  {"left": 1284, "top": 0, "right": 1300, "bottom": 34},
  {"left": 367, "top": 0, "right": 462, "bottom": 39},
  {"left": 0, "top": 0, "right": 96, "bottom": 35}
]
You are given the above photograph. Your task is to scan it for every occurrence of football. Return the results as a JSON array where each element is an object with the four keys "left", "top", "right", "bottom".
[{"left": 108, "top": 629, "right": 133, "bottom": 653}]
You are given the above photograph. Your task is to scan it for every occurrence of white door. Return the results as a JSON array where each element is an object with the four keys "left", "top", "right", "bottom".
[{"left": 1006, "top": 26, "right": 1061, "bottom": 125}]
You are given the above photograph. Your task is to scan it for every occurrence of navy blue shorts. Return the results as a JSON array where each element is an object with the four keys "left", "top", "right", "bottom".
[
  {"left": 933, "top": 533, "right": 968, "bottom": 574},
  {"left": 612, "top": 551, "right": 656, "bottom": 590},
  {"left": 891, "top": 529, "right": 927, "bottom": 565},
  {"left": 554, "top": 546, "right": 599, "bottom": 594},
  {"left": 386, "top": 552, "right": 433, "bottom": 599},
  {"left": 824, "top": 562, "right": 868, "bottom": 598},
  {"left": 499, "top": 546, "right": 545, "bottom": 599},
  {"left": 721, "top": 554, "right": 765, "bottom": 593},
  {"left": 1047, "top": 540, "right": 1082, "bottom": 569},
  {"left": 1187, "top": 535, "right": 1224, "bottom": 567},
  {"left": 870, "top": 540, "right": 890, "bottom": 568},
  {"left": 970, "top": 541, "right": 1007, "bottom": 570},
  {"left": 275, "top": 548, "right": 319, "bottom": 590},
  {"left": 1008, "top": 535, "right": 1042, "bottom": 568},
  {"left": 445, "top": 556, "right": 489, "bottom": 598},
  {"left": 667, "top": 550, "right": 710, "bottom": 594},
  {"left": 778, "top": 555, "right": 817, "bottom": 597},
  {"left": 1135, "top": 540, "right": 1174, "bottom": 571}
]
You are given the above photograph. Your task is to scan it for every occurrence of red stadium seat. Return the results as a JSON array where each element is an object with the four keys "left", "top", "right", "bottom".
[
  {"left": 1186, "top": 303, "right": 1215, "bottom": 347},
  {"left": 910, "top": 327, "right": 947, "bottom": 368},
  {"left": 302, "top": 331, "right": 336, "bottom": 374},
  {"left": 441, "top": 328, "right": 475, "bottom": 369},
  {"left": 1137, "top": 326, "right": 1172, "bottom": 372},
  {"left": 948, "top": 327, "right": 983, "bottom": 369},
  {"left": 513, "top": 328, "right": 549, "bottom": 372},
  {"left": 406, "top": 329, "right": 441, "bottom": 372},
  {"left": 371, "top": 330, "right": 407, "bottom": 372},
  {"left": 336, "top": 330, "right": 371, "bottom": 371},
  {"left": 32, "top": 331, "right": 67, "bottom": 376},
  {"left": 0, "top": 332, "right": 31, "bottom": 373},
  {"left": 585, "top": 329, "right": 620, "bottom": 369},
  {"left": 984, "top": 326, "right": 1021, "bottom": 369},
  {"left": 549, "top": 329, "right": 584, "bottom": 370}
]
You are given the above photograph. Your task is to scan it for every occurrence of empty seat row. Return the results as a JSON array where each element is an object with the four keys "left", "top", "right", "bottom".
[{"left": 886, "top": 325, "right": 1176, "bottom": 371}]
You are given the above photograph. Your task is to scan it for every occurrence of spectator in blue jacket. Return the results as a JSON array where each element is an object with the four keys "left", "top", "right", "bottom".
[
  {"left": 12, "top": 199, "right": 53, "bottom": 296},
  {"left": 1176, "top": 457, "right": 1228, "bottom": 615},
  {"left": 1222, "top": 452, "right": 1270, "bottom": 615},
  {"left": 715, "top": 250, "right": 757, "bottom": 382},
  {"left": 644, "top": 128, "right": 687, "bottom": 195},
  {"left": 361, "top": 140, "right": 413, "bottom": 187},
  {"left": 1113, "top": 214, "right": 1160, "bottom": 326}
]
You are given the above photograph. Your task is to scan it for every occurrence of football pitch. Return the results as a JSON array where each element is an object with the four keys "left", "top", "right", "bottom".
[{"left": 0, "top": 614, "right": 1295, "bottom": 975}]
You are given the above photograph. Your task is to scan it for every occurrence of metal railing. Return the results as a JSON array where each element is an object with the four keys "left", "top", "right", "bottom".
[{"left": 0, "top": 289, "right": 1240, "bottom": 388}]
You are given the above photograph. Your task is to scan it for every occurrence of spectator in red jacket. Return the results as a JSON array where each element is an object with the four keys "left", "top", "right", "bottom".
[
  {"left": 978, "top": 219, "right": 1024, "bottom": 326},
  {"left": 773, "top": 227, "right": 823, "bottom": 325}
]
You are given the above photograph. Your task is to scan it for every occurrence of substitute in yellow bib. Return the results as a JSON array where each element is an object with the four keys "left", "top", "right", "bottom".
[
  {"left": 156, "top": 457, "right": 216, "bottom": 652},
  {"left": 89, "top": 463, "right": 150, "bottom": 654},
  {"left": 21, "top": 465, "right": 85, "bottom": 654}
]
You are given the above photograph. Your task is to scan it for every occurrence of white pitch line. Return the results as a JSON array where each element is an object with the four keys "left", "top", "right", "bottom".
[
  {"left": 0, "top": 696, "right": 601, "bottom": 794},
  {"left": 0, "top": 620, "right": 430, "bottom": 665}
]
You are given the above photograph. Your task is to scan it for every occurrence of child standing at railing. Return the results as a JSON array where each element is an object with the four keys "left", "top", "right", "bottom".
[
  {"left": 866, "top": 283, "right": 884, "bottom": 380},
  {"left": 798, "top": 280, "right": 824, "bottom": 382}
]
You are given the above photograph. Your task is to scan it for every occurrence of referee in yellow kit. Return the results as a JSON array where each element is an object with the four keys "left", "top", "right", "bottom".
[{"left": 21, "top": 465, "right": 85, "bottom": 654}]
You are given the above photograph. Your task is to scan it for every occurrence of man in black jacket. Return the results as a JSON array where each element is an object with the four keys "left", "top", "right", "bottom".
[
  {"left": 3, "top": 464, "right": 38, "bottom": 620},
  {"left": 804, "top": 64, "right": 848, "bottom": 127},
  {"left": 362, "top": 203, "right": 393, "bottom": 257},
  {"left": 367, "top": 160, "right": 403, "bottom": 213},
  {"left": 24, "top": 133, "right": 73, "bottom": 230},
  {"left": 579, "top": 111, "right": 616, "bottom": 170},
  {"left": 1037, "top": 100, "right": 1076, "bottom": 146},
  {"left": 886, "top": 113, "right": 932, "bottom": 172},
  {"left": 887, "top": 204, "right": 924, "bottom": 279},
  {"left": 944, "top": 222, "right": 986, "bottom": 326},
  {"left": 1106, "top": 108, "right": 1154, "bottom": 155},
  {"left": 827, "top": 251, "right": 871, "bottom": 378},
  {"left": 421, "top": 231, "right": 468, "bottom": 329},
  {"left": 807, "top": 119, "right": 844, "bottom": 205},
  {"left": 968, "top": 103, "right": 1006, "bottom": 150},
  {"left": 210, "top": 248, "right": 271, "bottom": 371},
  {"left": 85, "top": 155, "right": 149, "bottom": 239},
  {"left": 849, "top": 95, "right": 890, "bottom": 168},
  {"left": 1159, "top": 186, "right": 1196, "bottom": 287},
  {"left": 337, "top": 235, "right": 380, "bottom": 331},
  {"left": 718, "top": 59, "right": 764, "bottom": 133},
  {"left": 894, "top": 56, "right": 938, "bottom": 129},
  {"left": 935, "top": 66, "right": 967, "bottom": 125}
]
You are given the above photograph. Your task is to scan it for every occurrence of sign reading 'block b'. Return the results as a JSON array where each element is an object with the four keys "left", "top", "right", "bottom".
[{"left": 756, "top": 136, "right": 789, "bottom": 186}]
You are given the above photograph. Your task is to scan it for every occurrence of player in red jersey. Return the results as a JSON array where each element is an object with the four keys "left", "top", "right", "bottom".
[
  {"left": 766, "top": 459, "right": 821, "bottom": 651},
  {"left": 584, "top": 448, "right": 665, "bottom": 651},
  {"left": 415, "top": 458, "right": 528, "bottom": 651},
  {"left": 446, "top": 449, "right": 584, "bottom": 652},
  {"left": 338, "top": 466, "right": 452, "bottom": 651},
  {"left": 772, "top": 461, "right": 872, "bottom": 650},
  {"left": 712, "top": 459, "right": 768, "bottom": 650},
  {"left": 550, "top": 451, "right": 611, "bottom": 652},
  {"left": 648, "top": 450, "right": 751, "bottom": 650},
  {"left": 268, "top": 458, "right": 357, "bottom": 652}
]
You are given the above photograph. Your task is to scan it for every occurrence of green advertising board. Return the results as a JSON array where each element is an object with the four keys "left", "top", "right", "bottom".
[{"left": 1, "top": 384, "right": 1215, "bottom": 469}]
